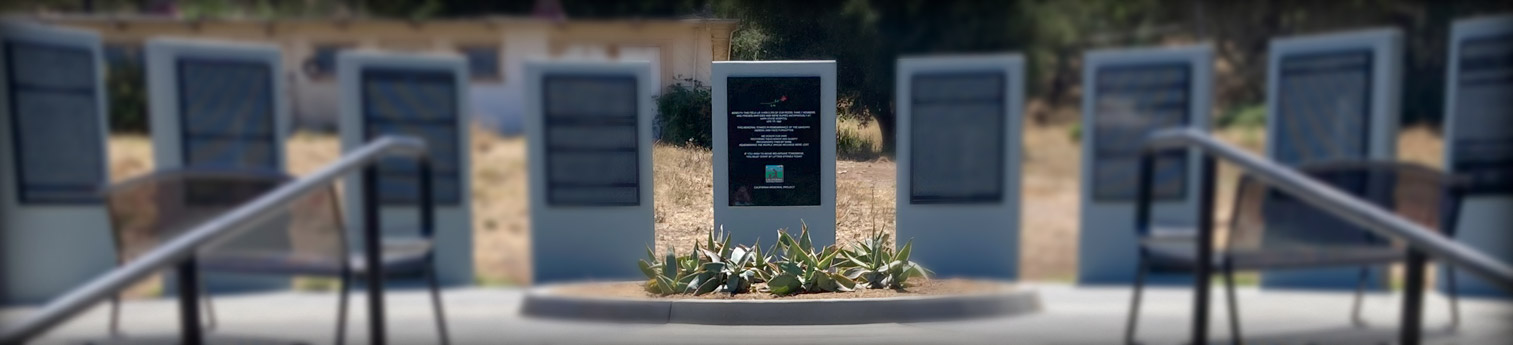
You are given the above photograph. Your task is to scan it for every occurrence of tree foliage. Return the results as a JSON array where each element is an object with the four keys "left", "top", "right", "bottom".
[
  {"left": 19, "top": 0, "right": 1513, "bottom": 135},
  {"left": 712, "top": 0, "right": 1035, "bottom": 150}
]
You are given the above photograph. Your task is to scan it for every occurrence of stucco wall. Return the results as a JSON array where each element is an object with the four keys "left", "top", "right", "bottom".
[{"left": 46, "top": 17, "right": 737, "bottom": 134}]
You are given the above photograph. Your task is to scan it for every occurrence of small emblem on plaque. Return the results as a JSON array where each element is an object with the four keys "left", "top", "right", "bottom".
[{"left": 765, "top": 165, "right": 784, "bottom": 183}]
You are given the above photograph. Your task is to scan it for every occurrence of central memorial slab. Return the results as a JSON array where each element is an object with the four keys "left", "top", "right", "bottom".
[{"left": 713, "top": 61, "right": 836, "bottom": 247}]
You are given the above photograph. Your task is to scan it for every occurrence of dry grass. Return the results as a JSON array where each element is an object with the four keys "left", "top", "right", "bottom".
[
  {"left": 1017, "top": 122, "right": 1083, "bottom": 280},
  {"left": 652, "top": 142, "right": 715, "bottom": 256},
  {"left": 103, "top": 119, "right": 1446, "bottom": 287},
  {"left": 468, "top": 129, "right": 532, "bottom": 286},
  {"left": 836, "top": 117, "right": 885, "bottom": 160}
]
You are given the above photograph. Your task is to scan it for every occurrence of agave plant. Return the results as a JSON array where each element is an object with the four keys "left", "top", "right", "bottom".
[
  {"left": 838, "top": 230, "right": 933, "bottom": 289},
  {"left": 696, "top": 227, "right": 771, "bottom": 294},
  {"left": 639, "top": 227, "right": 769, "bottom": 295},
  {"left": 763, "top": 221, "right": 856, "bottom": 296},
  {"left": 638, "top": 246, "right": 697, "bottom": 295}
]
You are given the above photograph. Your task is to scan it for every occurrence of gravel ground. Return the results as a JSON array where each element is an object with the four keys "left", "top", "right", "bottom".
[{"left": 105, "top": 123, "right": 1444, "bottom": 288}]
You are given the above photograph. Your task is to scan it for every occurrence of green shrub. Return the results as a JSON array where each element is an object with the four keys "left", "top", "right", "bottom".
[
  {"left": 1218, "top": 104, "right": 1267, "bottom": 129},
  {"left": 836, "top": 123, "right": 876, "bottom": 160},
  {"left": 1067, "top": 122, "right": 1082, "bottom": 141},
  {"left": 107, "top": 63, "right": 149, "bottom": 133},
  {"left": 656, "top": 77, "right": 713, "bottom": 147}
]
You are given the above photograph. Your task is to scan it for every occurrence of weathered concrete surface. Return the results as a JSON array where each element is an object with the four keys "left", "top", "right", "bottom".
[{"left": 3, "top": 283, "right": 1509, "bottom": 344}]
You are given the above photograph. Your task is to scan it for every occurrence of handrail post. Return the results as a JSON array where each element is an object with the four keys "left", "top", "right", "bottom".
[
  {"left": 1135, "top": 152, "right": 1154, "bottom": 238},
  {"left": 362, "top": 165, "right": 387, "bottom": 345},
  {"left": 1190, "top": 155, "right": 1217, "bottom": 344},
  {"left": 1401, "top": 249, "right": 1427, "bottom": 345},
  {"left": 176, "top": 256, "right": 204, "bottom": 345},
  {"left": 420, "top": 157, "right": 436, "bottom": 239}
]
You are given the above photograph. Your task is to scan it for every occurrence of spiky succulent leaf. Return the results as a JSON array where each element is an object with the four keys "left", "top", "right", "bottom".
[
  {"left": 693, "top": 272, "right": 722, "bottom": 295},
  {"left": 655, "top": 275, "right": 681, "bottom": 295},
  {"left": 777, "top": 262, "right": 803, "bottom": 277},
  {"left": 720, "top": 232, "right": 734, "bottom": 258},
  {"left": 767, "top": 274, "right": 801, "bottom": 296},
  {"left": 699, "top": 248, "right": 723, "bottom": 264},
  {"left": 841, "top": 267, "right": 865, "bottom": 280},
  {"left": 830, "top": 272, "right": 857, "bottom": 291},
  {"left": 638, "top": 260, "right": 658, "bottom": 279},
  {"left": 729, "top": 246, "right": 751, "bottom": 267},
  {"left": 797, "top": 221, "right": 813, "bottom": 251},
  {"left": 895, "top": 240, "right": 913, "bottom": 264},
  {"left": 817, "top": 248, "right": 838, "bottom": 270},
  {"left": 814, "top": 272, "right": 840, "bottom": 292},
  {"left": 776, "top": 230, "right": 797, "bottom": 255},
  {"left": 796, "top": 247, "right": 818, "bottom": 268},
  {"left": 727, "top": 270, "right": 755, "bottom": 294},
  {"left": 662, "top": 252, "right": 678, "bottom": 278}
]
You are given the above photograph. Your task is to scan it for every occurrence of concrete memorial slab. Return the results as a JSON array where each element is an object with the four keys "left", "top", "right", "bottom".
[
  {"left": 1263, "top": 28, "right": 1401, "bottom": 290},
  {"left": 339, "top": 51, "right": 472, "bottom": 285},
  {"left": 524, "top": 61, "right": 655, "bottom": 283},
  {"left": 712, "top": 61, "right": 836, "bottom": 247},
  {"left": 895, "top": 54, "right": 1025, "bottom": 279},
  {"left": 0, "top": 22, "right": 113, "bottom": 304},
  {"left": 144, "top": 37, "right": 290, "bottom": 292},
  {"left": 1442, "top": 15, "right": 1513, "bottom": 298},
  {"left": 1077, "top": 45, "right": 1212, "bottom": 284}
]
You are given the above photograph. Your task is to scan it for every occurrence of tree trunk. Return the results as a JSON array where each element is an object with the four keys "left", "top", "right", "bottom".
[{"left": 875, "top": 107, "right": 897, "bottom": 156}]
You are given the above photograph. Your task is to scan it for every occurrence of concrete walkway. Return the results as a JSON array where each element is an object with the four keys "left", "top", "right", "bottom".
[{"left": 3, "top": 283, "right": 1509, "bottom": 344}]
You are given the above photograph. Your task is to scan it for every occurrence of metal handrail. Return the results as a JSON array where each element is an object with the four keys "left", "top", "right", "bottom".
[
  {"left": 0, "top": 136, "right": 429, "bottom": 344},
  {"left": 1135, "top": 128, "right": 1513, "bottom": 345},
  {"left": 1140, "top": 128, "right": 1513, "bottom": 289}
]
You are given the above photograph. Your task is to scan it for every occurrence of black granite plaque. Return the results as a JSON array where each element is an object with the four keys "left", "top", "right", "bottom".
[
  {"left": 361, "top": 68, "right": 462, "bottom": 205},
  {"left": 1091, "top": 63, "right": 1190, "bottom": 202},
  {"left": 910, "top": 72, "right": 1005, "bottom": 204},
  {"left": 1452, "top": 34, "right": 1513, "bottom": 195},
  {"left": 542, "top": 75, "right": 640, "bottom": 206},
  {"left": 177, "top": 59, "right": 277, "bottom": 171},
  {"left": 5, "top": 40, "right": 104, "bottom": 204},
  {"left": 1275, "top": 50, "right": 1373, "bottom": 165},
  {"left": 726, "top": 76, "right": 821, "bottom": 207}
]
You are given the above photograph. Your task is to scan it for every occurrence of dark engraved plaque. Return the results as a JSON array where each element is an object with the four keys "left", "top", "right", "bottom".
[
  {"left": 1452, "top": 34, "right": 1513, "bottom": 195},
  {"left": 177, "top": 59, "right": 278, "bottom": 171},
  {"left": 910, "top": 72, "right": 1005, "bottom": 204},
  {"left": 543, "top": 75, "right": 640, "bottom": 206},
  {"left": 361, "top": 68, "right": 462, "bottom": 205},
  {"left": 5, "top": 40, "right": 105, "bottom": 204},
  {"left": 1275, "top": 51, "right": 1373, "bottom": 165},
  {"left": 726, "top": 76, "right": 822, "bottom": 207},
  {"left": 1091, "top": 63, "right": 1190, "bottom": 202}
]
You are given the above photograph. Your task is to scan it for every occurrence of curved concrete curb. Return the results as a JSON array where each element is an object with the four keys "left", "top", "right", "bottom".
[{"left": 520, "top": 281, "right": 1041, "bottom": 325}]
